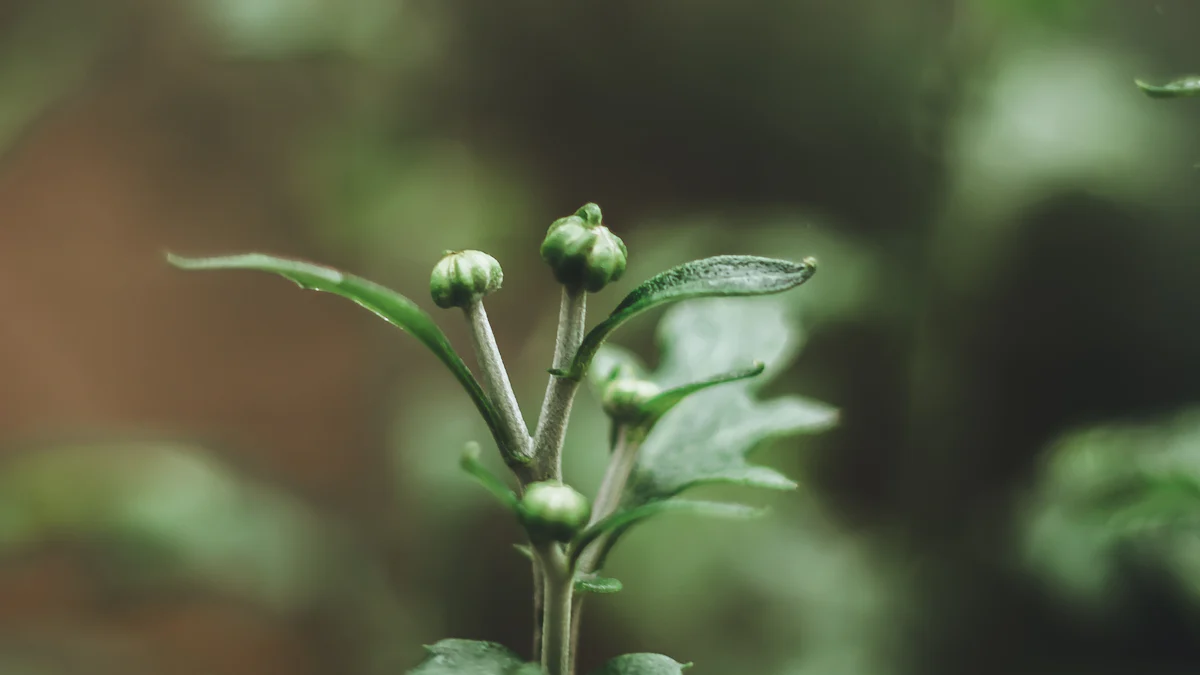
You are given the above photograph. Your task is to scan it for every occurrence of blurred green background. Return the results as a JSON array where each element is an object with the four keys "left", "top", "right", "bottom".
[{"left": 1, "top": 0, "right": 1200, "bottom": 673}]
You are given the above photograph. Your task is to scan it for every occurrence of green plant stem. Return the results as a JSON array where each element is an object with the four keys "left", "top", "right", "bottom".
[
  {"left": 537, "top": 543, "right": 575, "bottom": 675},
  {"left": 463, "top": 301, "right": 533, "bottom": 462},
  {"left": 587, "top": 425, "right": 641, "bottom": 530},
  {"left": 532, "top": 287, "right": 587, "bottom": 481},
  {"left": 531, "top": 554, "right": 545, "bottom": 658},
  {"left": 568, "top": 425, "right": 642, "bottom": 661}
]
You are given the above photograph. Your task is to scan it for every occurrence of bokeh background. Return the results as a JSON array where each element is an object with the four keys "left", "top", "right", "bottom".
[{"left": 2, "top": 0, "right": 1200, "bottom": 673}]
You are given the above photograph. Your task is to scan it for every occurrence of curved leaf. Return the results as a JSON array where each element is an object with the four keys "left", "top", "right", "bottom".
[
  {"left": 460, "top": 442, "right": 520, "bottom": 511},
  {"left": 410, "top": 639, "right": 541, "bottom": 674},
  {"left": 572, "top": 499, "right": 765, "bottom": 563},
  {"left": 167, "top": 253, "right": 525, "bottom": 465},
  {"left": 1137, "top": 77, "right": 1200, "bottom": 99},
  {"left": 565, "top": 256, "right": 817, "bottom": 380},
  {"left": 589, "top": 653, "right": 691, "bottom": 675},
  {"left": 638, "top": 362, "right": 765, "bottom": 428}
]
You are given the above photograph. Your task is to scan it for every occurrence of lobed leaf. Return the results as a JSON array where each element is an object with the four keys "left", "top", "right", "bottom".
[
  {"left": 565, "top": 256, "right": 816, "bottom": 380},
  {"left": 410, "top": 639, "right": 542, "bottom": 674},
  {"left": 1136, "top": 77, "right": 1200, "bottom": 99},
  {"left": 628, "top": 299, "right": 837, "bottom": 504},
  {"left": 166, "top": 253, "right": 524, "bottom": 465},
  {"left": 589, "top": 653, "right": 691, "bottom": 675}
]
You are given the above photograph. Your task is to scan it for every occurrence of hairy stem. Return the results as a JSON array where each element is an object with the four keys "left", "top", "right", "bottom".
[
  {"left": 532, "top": 287, "right": 587, "bottom": 481},
  {"left": 537, "top": 544, "right": 575, "bottom": 675},
  {"left": 463, "top": 301, "right": 532, "bottom": 464}
]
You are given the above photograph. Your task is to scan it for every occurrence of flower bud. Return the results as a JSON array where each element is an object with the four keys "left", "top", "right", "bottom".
[
  {"left": 430, "top": 250, "right": 503, "bottom": 309},
  {"left": 540, "top": 203, "right": 627, "bottom": 293},
  {"left": 601, "top": 378, "right": 661, "bottom": 423},
  {"left": 520, "top": 481, "right": 591, "bottom": 543}
]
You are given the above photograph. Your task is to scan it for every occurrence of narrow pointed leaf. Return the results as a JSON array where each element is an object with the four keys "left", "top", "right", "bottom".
[
  {"left": 410, "top": 639, "right": 542, "bottom": 674},
  {"left": 589, "top": 653, "right": 691, "bottom": 675},
  {"left": 639, "top": 362, "right": 765, "bottom": 428},
  {"left": 565, "top": 256, "right": 817, "bottom": 380},
  {"left": 572, "top": 499, "right": 765, "bottom": 561},
  {"left": 460, "top": 442, "right": 520, "bottom": 511},
  {"left": 1137, "top": 77, "right": 1200, "bottom": 99},
  {"left": 511, "top": 546, "right": 622, "bottom": 593},
  {"left": 167, "top": 253, "right": 524, "bottom": 465},
  {"left": 576, "top": 574, "right": 623, "bottom": 594}
]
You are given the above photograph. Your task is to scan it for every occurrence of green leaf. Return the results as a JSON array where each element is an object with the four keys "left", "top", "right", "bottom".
[
  {"left": 166, "top": 253, "right": 525, "bottom": 466},
  {"left": 511, "top": 546, "right": 622, "bottom": 593},
  {"left": 572, "top": 500, "right": 765, "bottom": 562},
  {"left": 639, "top": 362, "right": 765, "bottom": 428},
  {"left": 1136, "top": 77, "right": 1200, "bottom": 99},
  {"left": 589, "top": 653, "right": 691, "bottom": 675},
  {"left": 628, "top": 299, "right": 837, "bottom": 504},
  {"left": 566, "top": 256, "right": 817, "bottom": 380},
  {"left": 576, "top": 574, "right": 623, "bottom": 594},
  {"left": 410, "top": 639, "right": 542, "bottom": 674},
  {"left": 460, "top": 442, "right": 519, "bottom": 511},
  {"left": 1023, "top": 408, "right": 1200, "bottom": 604}
]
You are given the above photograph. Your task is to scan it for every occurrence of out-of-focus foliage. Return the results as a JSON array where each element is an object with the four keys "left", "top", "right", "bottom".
[
  {"left": 1024, "top": 409, "right": 1200, "bottom": 606},
  {"left": 3, "top": 0, "right": 1200, "bottom": 673}
]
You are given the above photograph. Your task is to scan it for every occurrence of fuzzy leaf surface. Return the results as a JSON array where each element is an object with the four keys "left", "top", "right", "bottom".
[
  {"left": 167, "top": 253, "right": 520, "bottom": 464},
  {"left": 589, "top": 653, "right": 691, "bottom": 675},
  {"left": 410, "top": 639, "right": 542, "bottom": 675},
  {"left": 622, "top": 298, "right": 837, "bottom": 504},
  {"left": 567, "top": 256, "right": 816, "bottom": 380}
]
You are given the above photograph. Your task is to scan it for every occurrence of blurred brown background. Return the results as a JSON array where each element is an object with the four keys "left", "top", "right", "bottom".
[{"left": 2, "top": 1, "right": 1200, "bottom": 674}]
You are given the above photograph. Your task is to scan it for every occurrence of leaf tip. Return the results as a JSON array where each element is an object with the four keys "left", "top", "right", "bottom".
[{"left": 165, "top": 252, "right": 196, "bottom": 269}]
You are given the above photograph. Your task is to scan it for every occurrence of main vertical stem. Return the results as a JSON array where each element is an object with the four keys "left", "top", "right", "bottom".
[
  {"left": 531, "top": 287, "right": 587, "bottom": 665},
  {"left": 539, "top": 546, "right": 575, "bottom": 675}
]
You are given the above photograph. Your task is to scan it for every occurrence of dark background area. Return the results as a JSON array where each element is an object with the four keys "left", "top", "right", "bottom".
[{"left": 1, "top": 1, "right": 1199, "bottom": 673}]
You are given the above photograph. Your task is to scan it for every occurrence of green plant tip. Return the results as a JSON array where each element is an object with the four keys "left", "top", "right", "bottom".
[
  {"left": 520, "top": 481, "right": 591, "bottom": 543},
  {"left": 575, "top": 202, "right": 603, "bottom": 225},
  {"left": 541, "top": 205, "right": 628, "bottom": 293},
  {"left": 430, "top": 250, "right": 504, "bottom": 309},
  {"left": 602, "top": 378, "right": 661, "bottom": 423}
]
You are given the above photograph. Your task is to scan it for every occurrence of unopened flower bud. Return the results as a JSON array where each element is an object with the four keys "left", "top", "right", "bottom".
[
  {"left": 430, "top": 250, "right": 503, "bottom": 309},
  {"left": 601, "top": 378, "right": 661, "bottom": 423},
  {"left": 520, "top": 481, "right": 591, "bottom": 543},
  {"left": 540, "top": 203, "right": 627, "bottom": 293}
]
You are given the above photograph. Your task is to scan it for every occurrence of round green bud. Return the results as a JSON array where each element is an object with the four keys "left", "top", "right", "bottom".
[
  {"left": 430, "top": 250, "right": 503, "bottom": 309},
  {"left": 601, "top": 378, "right": 661, "bottom": 423},
  {"left": 520, "top": 481, "right": 591, "bottom": 543},
  {"left": 540, "top": 203, "right": 627, "bottom": 293}
]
